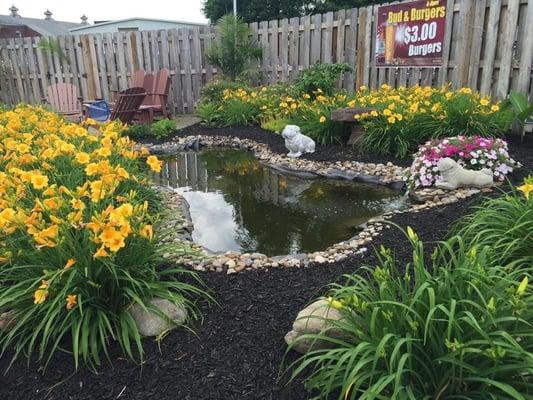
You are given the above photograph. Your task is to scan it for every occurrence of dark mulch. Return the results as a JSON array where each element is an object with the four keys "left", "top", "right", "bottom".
[{"left": 1, "top": 131, "right": 531, "bottom": 400}]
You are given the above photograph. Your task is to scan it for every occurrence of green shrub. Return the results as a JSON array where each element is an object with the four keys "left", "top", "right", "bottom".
[
  {"left": 453, "top": 177, "right": 533, "bottom": 269},
  {"left": 289, "top": 107, "right": 345, "bottom": 145},
  {"left": 200, "top": 80, "right": 250, "bottom": 104},
  {"left": 197, "top": 101, "right": 222, "bottom": 127},
  {"left": 123, "top": 120, "right": 177, "bottom": 140},
  {"left": 151, "top": 119, "right": 177, "bottom": 140},
  {"left": 287, "top": 229, "right": 533, "bottom": 399},
  {"left": 124, "top": 123, "right": 151, "bottom": 139},
  {"left": 294, "top": 63, "right": 353, "bottom": 96},
  {"left": 220, "top": 98, "right": 260, "bottom": 126}
]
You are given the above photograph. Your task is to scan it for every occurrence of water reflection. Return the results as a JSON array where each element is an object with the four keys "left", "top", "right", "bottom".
[{"left": 153, "top": 149, "right": 405, "bottom": 255}]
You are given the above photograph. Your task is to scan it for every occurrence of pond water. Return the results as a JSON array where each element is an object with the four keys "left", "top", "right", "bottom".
[{"left": 153, "top": 149, "right": 406, "bottom": 256}]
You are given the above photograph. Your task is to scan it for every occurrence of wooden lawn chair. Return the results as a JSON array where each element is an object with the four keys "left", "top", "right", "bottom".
[
  {"left": 137, "top": 68, "right": 171, "bottom": 123},
  {"left": 44, "top": 83, "right": 83, "bottom": 121},
  {"left": 110, "top": 87, "right": 147, "bottom": 124}
]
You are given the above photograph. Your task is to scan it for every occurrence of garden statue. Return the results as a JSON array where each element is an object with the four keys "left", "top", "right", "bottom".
[
  {"left": 282, "top": 125, "right": 316, "bottom": 158},
  {"left": 435, "top": 157, "right": 494, "bottom": 190}
]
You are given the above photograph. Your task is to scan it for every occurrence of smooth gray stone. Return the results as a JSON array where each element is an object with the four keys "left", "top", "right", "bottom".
[{"left": 129, "top": 298, "right": 187, "bottom": 337}]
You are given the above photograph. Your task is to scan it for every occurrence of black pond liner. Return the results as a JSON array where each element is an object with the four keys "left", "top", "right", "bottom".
[{"left": 1, "top": 133, "right": 531, "bottom": 400}]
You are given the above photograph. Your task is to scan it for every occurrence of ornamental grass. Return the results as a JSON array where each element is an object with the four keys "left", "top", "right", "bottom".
[
  {"left": 453, "top": 177, "right": 533, "bottom": 270},
  {"left": 287, "top": 223, "right": 533, "bottom": 399}
]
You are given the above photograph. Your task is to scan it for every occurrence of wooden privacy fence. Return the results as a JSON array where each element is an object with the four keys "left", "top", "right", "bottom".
[{"left": 0, "top": 0, "right": 532, "bottom": 115}]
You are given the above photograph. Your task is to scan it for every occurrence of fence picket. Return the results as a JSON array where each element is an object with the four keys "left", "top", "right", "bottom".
[
  {"left": 515, "top": 0, "right": 533, "bottom": 93},
  {"left": 496, "top": 0, "right": 520, "bottom": 99},
  {"left": 269, "top": 19, "right": 279, "bottom": 83},
  {"left": 289, "top": 17, "right": 300, "bottom": 80},
  {"left": 311, "top": 13, "right": 322, "bottom": 64},
  {"left": 280, "top": 19, "right": 289, "bottom": 81}
]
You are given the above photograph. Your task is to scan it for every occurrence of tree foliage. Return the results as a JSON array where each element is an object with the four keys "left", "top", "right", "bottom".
[{"left": 202, "top": 0, "right": 389, "bottom": 23}]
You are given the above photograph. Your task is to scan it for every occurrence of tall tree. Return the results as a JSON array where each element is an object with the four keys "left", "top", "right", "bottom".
[{"left": 203, "top": 0, "right": 388, "bottom": 23}]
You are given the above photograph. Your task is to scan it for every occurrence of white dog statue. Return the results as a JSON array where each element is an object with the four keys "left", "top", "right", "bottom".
[
  {"left": 281, "top": 125, "right": 316, "bottom": 158},
  {"left": 435, "top": 157, "right": 494, "bottom": 190}
]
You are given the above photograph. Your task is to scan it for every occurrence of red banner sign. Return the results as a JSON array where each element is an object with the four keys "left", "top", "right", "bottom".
[{"left": 375, "top": 0, "right": 447, "bottom": 67}]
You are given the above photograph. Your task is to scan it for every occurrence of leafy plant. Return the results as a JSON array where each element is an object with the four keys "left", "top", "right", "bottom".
[
  {"left": 287, "top": 229, "right": 533, "bottom": 399},
  {"left": 124, "top": 123, "right": 151, "bottom": 139},
  {"left": 294, "top": 63, "right": 353, "bottom": 96},
  {"left": 197, "top": 101, "right": 223, "bottom": 127},
  {"left": 453, "top": 177, "right": 533, "bottom": 269},
  {"left": 288, "top": 93, "right": 349, "bottom": 145},
  {"left": 357, "top": 86, "right": 513, "bottom": 157},
  {"left": 151, "top": 119, "right": 177, "bottom": 140},
  {"left": 500, "top": 91, "right": 533, "bottom": 135},
  {"left": 206, "top": 14, "right": 262, "bottom": 81},
  {"left": 37, "top": 37, "right": 67, "bottom": 62},
  {"left": 289, "top": 106, "right": 345, "bottom": 145},
  {"left": 429, "top": 91, "right": 513, "bottom": 138}
]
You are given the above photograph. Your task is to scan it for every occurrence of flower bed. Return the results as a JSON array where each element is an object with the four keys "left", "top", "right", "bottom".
[
  {"left": 408, "top": 136, "right": 518, "bottom": 188},
  {"left": 354, "top": 85, "right": 512, "bottom": 156},
  {"left": 0, "top": 106, "right": 202, "bottom": 369},
  {"left": 197, "top": 81, "right": 512, "bottom": 157}
]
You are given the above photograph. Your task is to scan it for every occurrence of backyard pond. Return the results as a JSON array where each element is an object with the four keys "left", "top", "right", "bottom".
[{"left": 153, "top": 149, "right": 406, "bottom": 255}]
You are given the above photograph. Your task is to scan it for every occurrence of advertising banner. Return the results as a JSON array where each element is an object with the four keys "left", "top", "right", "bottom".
[{"left": 375, "top": 0, "right": 447, "bottom": 67}]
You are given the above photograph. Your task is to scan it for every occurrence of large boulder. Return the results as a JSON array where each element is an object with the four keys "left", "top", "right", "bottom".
[
  {"left": 285, "top": 299, "right": 345, "bottom": 354},
  {"left": 129, "top": 298, "right": 187, "bottom": 337}
]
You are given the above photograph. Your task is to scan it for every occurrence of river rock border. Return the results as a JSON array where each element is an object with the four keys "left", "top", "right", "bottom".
[{"left": 144, "top": 135, "right": 491, "bottom": 274}]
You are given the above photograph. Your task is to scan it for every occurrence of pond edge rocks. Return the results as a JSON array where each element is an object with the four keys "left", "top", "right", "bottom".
[{"left": 144, "top": 135, "right": 491, "bottom": 274}]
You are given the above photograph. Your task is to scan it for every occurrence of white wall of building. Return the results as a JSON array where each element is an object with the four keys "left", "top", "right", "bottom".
[{"left": 70, "top": 18, "right": 205, "bottom": 34}]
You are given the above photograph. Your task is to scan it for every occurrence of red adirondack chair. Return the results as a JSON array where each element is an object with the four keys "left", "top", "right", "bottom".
[
  {"left": 131, "top": 69, "right": 146, "bottom": 87},
  {"left": 110, "top": 87, "right": 147, "bottom": 124},
  {"left": 44, "top": 83, "right": 83, "bottom": 121},
  {"left": 137, "top": 68, "right": 171, "bottom": 123},
  {"left": 107, "top": 69, "right": 146, "bottom": 105}
]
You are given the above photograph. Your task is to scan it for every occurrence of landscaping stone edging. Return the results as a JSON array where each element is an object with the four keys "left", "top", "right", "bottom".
[{"left": 143, "top": 135, "right": 491, "bottom": 274}]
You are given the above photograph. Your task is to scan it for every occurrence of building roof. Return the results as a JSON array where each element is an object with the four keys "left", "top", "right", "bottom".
[
  {"left": 0, "top": 14, "right": 83, "bottom": 36},
  {"left": 69, "top": 17, "right": 206, "bottom": 32}
]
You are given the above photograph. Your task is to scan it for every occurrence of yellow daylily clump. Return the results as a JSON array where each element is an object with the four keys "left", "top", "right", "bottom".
[{"left": 0, "top": 105, "right": 160, "bottom": 306}]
